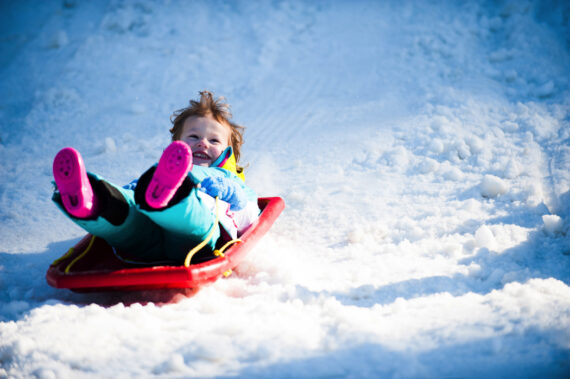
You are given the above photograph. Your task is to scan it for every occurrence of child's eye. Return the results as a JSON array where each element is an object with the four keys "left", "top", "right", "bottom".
[
  {"left": 187, "top": 134, "right": 199, "bottom": 140},
  {"left": 210, "top": 138, "right": 220, "bottom": 144}
]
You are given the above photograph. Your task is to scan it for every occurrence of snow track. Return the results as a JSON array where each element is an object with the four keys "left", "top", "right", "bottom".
[
  {"left": 546, "top": 134, "right": 570, "bottom": 216},
  {"left": 1, "top": 1, "right": 569, "bottom": 378}
]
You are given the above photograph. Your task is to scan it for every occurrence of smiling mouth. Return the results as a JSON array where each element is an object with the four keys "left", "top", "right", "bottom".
[{"left": 193, "top": 152, "right": 210, "bottom": 161}]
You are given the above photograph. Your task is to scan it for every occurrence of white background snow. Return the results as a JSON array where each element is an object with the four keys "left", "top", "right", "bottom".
[{"left": 1, "top": 0, "right": 570, "bottom": 377}]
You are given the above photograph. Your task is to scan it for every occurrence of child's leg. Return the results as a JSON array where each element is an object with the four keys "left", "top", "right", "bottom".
[
  {"left": 144, "top": 141, "right": 193, "bottom": 209},
  {"left": 133, "top": 142, "right": 220, "bottom": 262},
  {"left": 53, "top": 147, "right": 98, "bottom": 218},
  {"left": 138, "top": 188, "right": 220, "bottom": 262},
  {"left": 53, "top": 176, "right": 165, "bottom": 261},
  {"left": 52, "top": 148, "right": 165, "bottom": 261}
]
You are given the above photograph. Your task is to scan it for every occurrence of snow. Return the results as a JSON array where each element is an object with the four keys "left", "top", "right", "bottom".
[
  {"left": 1, "top": 0, "right": 569, "bottom": 377},
  {"left": 480, "top": 174, "right": 510, "bottom": 198}
]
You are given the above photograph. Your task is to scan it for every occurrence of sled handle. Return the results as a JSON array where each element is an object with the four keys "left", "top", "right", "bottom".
[
  {"left": 184, "top": 197, "right": 221, "bottom": 267},
  {"left": 64, "top": 235, "right": 97, "bottom": 273},
  {"left": 214, "top": 239, "right": 242, "bottom": 257}
]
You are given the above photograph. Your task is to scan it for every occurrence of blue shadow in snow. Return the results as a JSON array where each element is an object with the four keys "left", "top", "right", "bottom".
[
  {"left": 328, "top": 208, "right": 570, "bottom": 309},
  {"left": 219, "top": 338, "right": 569, "bottom": 379},
  {"left": 0, "top": 236, "right": 197, "bottom": 322}
]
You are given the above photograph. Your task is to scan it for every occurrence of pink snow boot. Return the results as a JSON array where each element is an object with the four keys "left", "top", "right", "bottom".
[
  {"left": 53, "top": 147, "right": 98, "bottom": 218},
  {"left": 145, "top": 141, "right": 193, "bottom": 209}
]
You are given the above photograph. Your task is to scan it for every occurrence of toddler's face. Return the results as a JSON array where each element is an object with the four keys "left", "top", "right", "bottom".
[{"left": 179, "top": 115, "right": 231, "bottom": 167}]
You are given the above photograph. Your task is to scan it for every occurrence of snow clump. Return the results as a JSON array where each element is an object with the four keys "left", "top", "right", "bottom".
[{"left": 480, "top": 174, "right": 509, "bottom": 198}]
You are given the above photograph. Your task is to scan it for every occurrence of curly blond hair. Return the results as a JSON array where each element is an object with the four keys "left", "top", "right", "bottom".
[{"left": 170, "top": 91, "right": 245, "bottom": 165}]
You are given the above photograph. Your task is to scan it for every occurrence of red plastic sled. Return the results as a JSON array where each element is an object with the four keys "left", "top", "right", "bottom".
[{"left": 46, "top": 197, "right": 285, "bottom": 292}]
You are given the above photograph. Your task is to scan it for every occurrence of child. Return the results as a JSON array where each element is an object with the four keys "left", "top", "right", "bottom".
[{"left": 52, "top": 91, "right": 259, "bottom": 264}]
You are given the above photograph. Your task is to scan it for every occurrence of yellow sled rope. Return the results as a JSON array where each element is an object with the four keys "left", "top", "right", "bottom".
[{"left": 183, "top": 197, "right": 242, "bottom": 267}]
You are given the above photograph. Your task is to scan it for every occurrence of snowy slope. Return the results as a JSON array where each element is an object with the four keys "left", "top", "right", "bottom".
[{"left": 1, "top": 0, "right": 569, "bottom": 377}]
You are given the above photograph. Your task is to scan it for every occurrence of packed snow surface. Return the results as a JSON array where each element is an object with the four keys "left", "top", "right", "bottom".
[{"left": 1, "top": 0, "right": 570, "bottom": 377}]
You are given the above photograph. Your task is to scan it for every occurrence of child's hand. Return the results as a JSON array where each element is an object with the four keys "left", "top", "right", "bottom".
[{"left": 200, "top": 177, "right": 247, "bottom": 211}]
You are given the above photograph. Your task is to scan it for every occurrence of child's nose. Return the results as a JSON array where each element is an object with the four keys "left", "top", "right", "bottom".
[{"left": 196, "top": 138, "right": 208, "bottom": 147}]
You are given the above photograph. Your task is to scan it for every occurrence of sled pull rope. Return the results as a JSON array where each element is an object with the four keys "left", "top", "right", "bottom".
[
  {"left": 214, "top": 239, "right": 242, "bottom": 258},
  {"left": 184, "top": 197, "right": 220, "bottom": 267},
  {"left": 51, "top": 247, "right": 75, "bottom": 267},
  {"left": 64, "top": 235, "right": 97, "bottom": 273},
  {"left": 214, "top": 239, "right": 242, "bottom": 279}
]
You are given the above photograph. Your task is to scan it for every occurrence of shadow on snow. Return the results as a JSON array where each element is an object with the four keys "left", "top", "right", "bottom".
[
  {"left": 0, "top": 237, "right": 197, "bottom": 322},
  {"left": 330, "top": 213, "right": 569, "bottom": 308}
]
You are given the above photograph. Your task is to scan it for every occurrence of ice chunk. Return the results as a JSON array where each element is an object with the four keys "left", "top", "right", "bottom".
[
  {"left": 542, "top": 214, "right": 564, "bottom": 236},
  {"left": 480, "top": 175, "right": 509, "bottom": 198},
  {"left": 475, "top": 225, "right": 496, "bottom": 250},
  {"left": 429, "top": 139, "right": 445, "bottom": 154}
]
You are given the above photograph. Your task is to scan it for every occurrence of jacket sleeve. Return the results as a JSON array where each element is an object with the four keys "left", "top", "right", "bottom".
[{"left": 200, "top": 176, "right": 248, "bottom": 211}]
